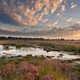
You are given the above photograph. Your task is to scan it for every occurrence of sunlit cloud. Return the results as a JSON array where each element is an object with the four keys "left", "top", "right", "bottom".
[
  {"left": 42, "top": 19, "right": 48, "bottom": 23},
  {"left": 61, "top": 5, "right": 65, "bottom": 12},
  {"left": 66, "top": 18, "right": 73, "bottom": 23},
  {"left": 24, "top": 22, "right": 80, "bottom": 39},
  {"left": 76, "top": 21, "right": 80, "bottom": 25},
  {"left": 45, "top": 21, "right": 59, "bottom": 31},
  {"left": 63, "top": 0, "right": 67, "bottom": 4},
  {"left": 1, "top": 0, "right": 63, "bottom": 27},
  {"left": 0, "top": 26, "right": 22, "bottom": 32},
  {"left": 71, "top": 3, "right": 77, "bottom": 9},
  {"left": 0, "top": 0, "right": 80, "bottom": 39},
  {"left": 57, "top": 13, "right": 60, "bottom": 16}
]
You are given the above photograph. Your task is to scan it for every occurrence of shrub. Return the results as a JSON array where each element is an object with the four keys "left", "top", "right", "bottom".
[{"left": 42, "top": 75, "right": 54, "bottom": 80}]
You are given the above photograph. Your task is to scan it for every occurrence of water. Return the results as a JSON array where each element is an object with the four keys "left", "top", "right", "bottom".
[
  {"left": 0, "top": 45, "right": 80, "bottom": 60},
  {"left": 0, "top": 45, "right": 3, "bottom": 51}
]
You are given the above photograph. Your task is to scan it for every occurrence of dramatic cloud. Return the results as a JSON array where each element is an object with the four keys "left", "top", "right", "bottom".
[
  {"left": 0, "top": 0, "right": 80, "bottom": 39},
  {"left": 1, "top": 0, "right": 63, "bottom": 27}
]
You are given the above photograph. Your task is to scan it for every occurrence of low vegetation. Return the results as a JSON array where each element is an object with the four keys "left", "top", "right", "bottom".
[
  {"left": 0, "top": 55, "right": 80, "bottom": 80},
  {"left": 0, "top": 39, "right": 80, "bottom": 80},
  {"left": 0, "top": 40, "right": 80, "bottom": 54}
]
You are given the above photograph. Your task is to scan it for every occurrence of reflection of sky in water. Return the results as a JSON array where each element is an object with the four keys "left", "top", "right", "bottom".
[
  {"left": 0, "top": 45, "right": 3, "bottom": 51},
  {"left": 0, "top": 45, "right": 80, "bottom": 60}
]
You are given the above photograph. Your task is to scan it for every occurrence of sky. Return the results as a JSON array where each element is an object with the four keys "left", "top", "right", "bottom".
[{"left": 0, "top": 0, "right": 80, "bottom": 39}]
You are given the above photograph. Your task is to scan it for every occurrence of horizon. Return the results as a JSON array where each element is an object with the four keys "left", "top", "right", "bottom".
[{"left": 0, "top": 36, "right": 80, "bottom": 40}]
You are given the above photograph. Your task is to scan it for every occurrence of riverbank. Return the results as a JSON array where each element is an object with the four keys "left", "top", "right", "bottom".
[
  {"left": 0, "top": 45, "right": 80, "bottom": 61},
  {"left": 0, "top": 40, "right": 80, "bottom": 55}
]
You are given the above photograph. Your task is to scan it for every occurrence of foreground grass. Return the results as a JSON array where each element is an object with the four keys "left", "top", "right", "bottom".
[{"left": 0, "top": 55, "right": 80, "bottom": 80}]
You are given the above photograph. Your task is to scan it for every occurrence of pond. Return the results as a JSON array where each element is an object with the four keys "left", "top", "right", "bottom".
[{"left": 0, "top": 45, "right": 80, "bottom": 61}]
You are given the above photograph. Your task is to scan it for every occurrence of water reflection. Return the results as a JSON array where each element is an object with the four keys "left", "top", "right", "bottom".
[
  {"left": 0, "top": 45, "right": 80, "bottom": 60},
  {"left": 0, "top": 45, "right": 3, "bottom": 51}
]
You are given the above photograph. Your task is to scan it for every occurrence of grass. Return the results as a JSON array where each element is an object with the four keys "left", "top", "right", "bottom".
[
  {"left": 0, "top": 40, "right": 80, "bottom": 54},
  {"left": 0, "top": 55, "right": 80, "bottom": 80}
]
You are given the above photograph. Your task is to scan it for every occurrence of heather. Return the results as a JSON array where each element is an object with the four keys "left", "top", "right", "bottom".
[{"left": 0, "top": 55, "right": 80, "bottom": 80}]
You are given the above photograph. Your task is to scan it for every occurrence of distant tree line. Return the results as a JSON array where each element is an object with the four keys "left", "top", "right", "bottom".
[
  {"left": 0, "top": 36, "right": 76, "bottom": 41},
  {"left": 0, "top": 36, "right": 45, "bottom": 40}
]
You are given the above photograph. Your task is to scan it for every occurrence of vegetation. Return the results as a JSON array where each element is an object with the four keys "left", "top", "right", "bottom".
[
  {"left": 0, "top": 38, "right": 80, "bottom": 80},
  {"left": 0, "top": 55, "right": 80, "bottom": 80},
  {"left": 0, "top": 38, "right": 80, "bottom": 54}
]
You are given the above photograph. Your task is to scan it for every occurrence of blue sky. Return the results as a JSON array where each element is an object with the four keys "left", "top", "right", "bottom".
[{"left": 0, "top": 0, "right": 80, "bottom": 39}]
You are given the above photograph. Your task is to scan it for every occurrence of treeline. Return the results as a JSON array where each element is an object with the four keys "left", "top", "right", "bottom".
[
  {"left": 0, "top": 36, "right": 75, "bottom": 41},
  {"left": 0, "top": 36, "right": 45, "bottom": 40}
]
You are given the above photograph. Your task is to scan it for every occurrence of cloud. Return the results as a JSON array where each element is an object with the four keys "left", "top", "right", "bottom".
[
  {"left": 57, "top": 13, "right": 60, "bottom": 16},
  {"left": 0, "top": 26, "right": 27, "bottom": 37},
  {"left": 47, "top": 21, "right": 58, "bottom": 28},
  {"left": 42, "top": 19, "right": 48, "bottom": 23},
  {"left": 76, "top": 21, "right": 80, "bottom": 25},
  {"left": 61, "top": 5, "right": 65, "bottom": 12},
  {"left": 66, "top": 18, "right": 73, "bottom": 23},
  {"left": 24, "top": 23, "right": 80, "bottom": 39},
  {"left": 1, "top": 0, "right": 63, "bottom": 27},
  {"left": 0, "top": 23, "right": 80, "bottom": 39},
  {"left": 0, "top": 26, "right": 22, "bottom": 32},
  {"left": 70, "top": 3, "right": 77, "bottom": 9}
]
